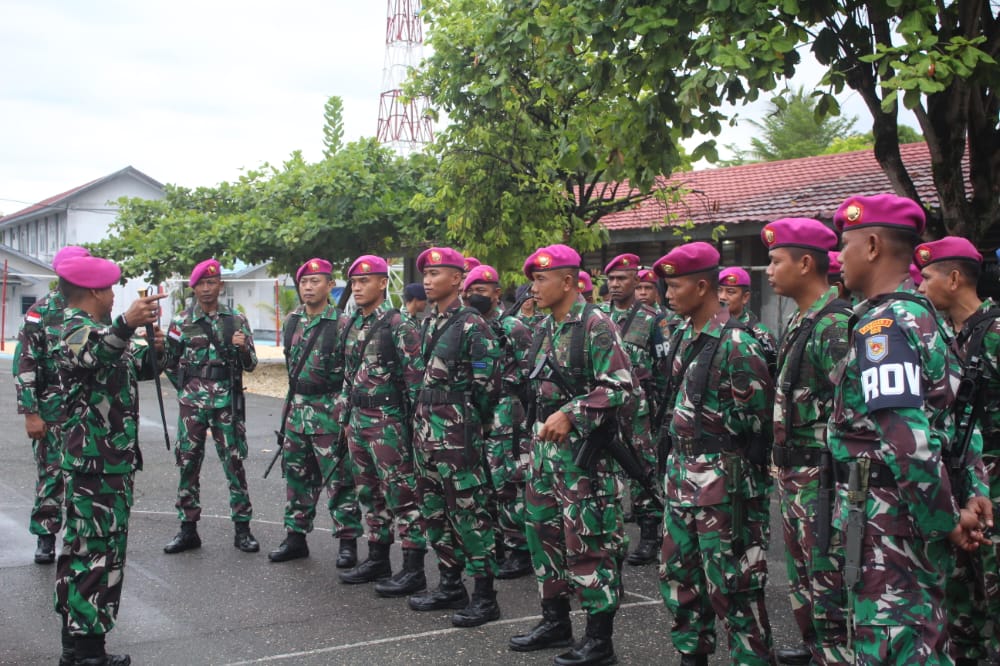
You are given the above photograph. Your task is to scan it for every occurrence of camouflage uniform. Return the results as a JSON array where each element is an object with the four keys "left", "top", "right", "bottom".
[
  {"left": 773, "top": 286, "right": 852, "bottom": 665},
  {"left": 737, "top": 308, "right": 778, "bottom": 372},
  {"left": 281, "top": 304, "right": 360, "bottom": 537},
  {"left": 340, "top": 302, "right": 425, "bottom": 550},
  {"left": 828, "top": 281, "right": 984, "bottom": 664},
  {"left": 945, "top": 297, "right": 1000, "bottom": 662},
  {"left": 412, "top": 297, "right": 500, "bottom": 579},
  {"left": 600, "top": 301, "right": 663, "bottom": 539},
  {"left": 13, "top": 291, "right": 66, "bottom": 538},
  {"left": 525, "top": 300, "right": 633, "bottom": 615},
  {"left": 659, "top": 308, "right": 774, "bottom": 664},
  {"left": 484, "top": 306, "right": 533, "bottom": 558},
  {"left": 164, "top": 302, "right": 256, "bottom": 525},
  {"left": 52, "top": 307, "right": 157, "bottom": 638}
]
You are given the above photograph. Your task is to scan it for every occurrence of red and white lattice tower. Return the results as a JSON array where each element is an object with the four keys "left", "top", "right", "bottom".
[{"left": 376, "top": 0, "right": 433, "bottom": 154}]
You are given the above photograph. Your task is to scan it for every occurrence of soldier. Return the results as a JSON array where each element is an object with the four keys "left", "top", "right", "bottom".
[
  {"left": 407, "top": 247, "right": 502, "bottom": 628},
  {"left": 162, "top": 258, "right": 260, "bottom": 554},
  {"left": 653, "top": 242, "right": 774, "bottom": 666},
  {"left": 578, "top": 271, "right": 595, "bottom": 304},
  {"left": 601, "top": 253, "right": 662, "bottom": 567},
  {"left": 914, "top": 237, "right": 999, "bottom": 665},
  {"left": 507, "top": 243, "right": 632, "bottom": 665},
  {"left": 13, "top": 245, "right": 89, "bottom": 564},
  {"left": 463, "top": 256, "right": 481, "bottom": 274},
  {"left": 268, "top": 258, "right": 361, "bottom": 564},
  {"left": 718, "top": 266, "right": 778, "bottom": 373},
  {"left": 635, "top": 268, "right": 662, "bottom": 311},
  {"left": 516, "top": 283, "right": 545, "bottom": 329},
  {"left": 402, "top": 283, "right": 427, "bottom": 322},
  {"left": 464, "top": 264, "right": 534, "bottom": 580},
  {"left": 762, "top": 218, "right": 852, "bottom": 666},
  {"left": 829, "top": 194, "right": 990, "bottom": 664},
  {"left": 337, "top": 255, "right": 428, "bottom": 598},
  {"left": 51, "top": 254, "right": 164, "bottom": 666}
]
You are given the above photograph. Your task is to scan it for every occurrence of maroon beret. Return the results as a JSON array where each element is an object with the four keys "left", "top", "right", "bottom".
[
  {"left": 719, "top": 267, "right": 751, "bottom": 288},
  {"left": 189, "top": 258, "right": 222, "bottom": 287},
  {"left": 296, "top": 258, "right": 333, "bottom": 283},
  {"left": 52, "top": 246, "right": 90, "bottom": 271},
  {"left": 913, "top": 237, "right": 983, "bottom": 268},
  {"left": 463, "top": 265, "right": 500, "bottom": 291},
  {"left": 834, "top": 193, "right": 925, "bottom": 235},
  {"left": 523, "top": 244, "right": 581, "bottom": 279},
  {"left": 653, "top": 242, "right": 720, "bottom": 278},
  {"left": 762, "top": 218, "right": 838, "bottom": 252},
  {"left": 417, "top": 247, "right": 465, "bottom": 272},
  {"left": 604, "top": 253, "right": 641, "bottom": 275},
  {"left": 57, "top": 256, "right": 121, "bottom": 289},
  {"left": 348, "top": 255, "right": 389, "bottom": 277}
]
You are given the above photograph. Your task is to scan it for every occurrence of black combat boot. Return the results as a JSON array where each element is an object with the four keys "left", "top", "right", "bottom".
[
  {"left": 954, "top": 659, "right": 979, "bottom": 666},
  {"left": 163, "top": 521, "right": 201, "bottom": 554},
  {"left": 268, "top": 531, "right": 309, "bottom": 562},
  {"left": 336, "top": 537, "right": 357, "bottom": 568},
  {"left": 508, "top": 597, "right": 573, "bottom": 652},
  {"left": 233, "top": 522, "right": 260, "bottom": 553},
  {"left": 774, "top": 644, "right": 812, "bottom": 665},
  {"left": 59, "top": 625, "right": 74, "bottom": 666},
  {"left": 679, "top": 654, "right": 708, "bottom": 666},
  {"left": 72, "top": 635, "right": 130, "bottom": 666},
  {"left": 553, "top": 611, "right": 617, "bottom": 665},
  {"left": 35, "top": 533, "right": 57, "bottom": 564},
  {"left": 625, "top": 516, "right": 660, "bottom": 566},
  {"left": 496, "top": 547, "right": 533, "bottom": 580},
  {"left": 452, "top": 575, "right": 501, "bottom": 627},
  {"left": 339, "top": 541, "right": 392, "bottom": 584},
  {"left": 408, "top": 564, "right": 468, "bottom": 611},
  {"left": 375, "top": 548, "right": 427, "bottom": 597}
]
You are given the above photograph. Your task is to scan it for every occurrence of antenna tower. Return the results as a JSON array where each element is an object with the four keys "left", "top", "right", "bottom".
[{"left": 377, "top": 0, "right": 433, "bottom": 154}]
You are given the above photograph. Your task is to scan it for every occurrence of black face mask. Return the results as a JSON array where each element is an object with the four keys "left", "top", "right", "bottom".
[{"left": 467, "top": 294, "right": 493, "bottom": 315}]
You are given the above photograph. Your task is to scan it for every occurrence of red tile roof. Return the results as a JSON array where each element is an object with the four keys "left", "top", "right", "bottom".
[{"left": 599, "top": 142, "right": 942, "bottom": 231}]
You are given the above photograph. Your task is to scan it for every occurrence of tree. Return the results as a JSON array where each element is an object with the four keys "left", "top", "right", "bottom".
[
  {"left": 522, "top": 1, "right": 998, "bottom": 240},
  {"left": 727, "top": 87, "right": 858, "bottom": 163},
  {"left": 323, "top": 96, "right": 344, "bottom": 159},
  {"left": 93, "top": 141, "right": 441, "bottom": 282},
  {"left": 409, "top": 0, "right": 701, "bottom": 283}
]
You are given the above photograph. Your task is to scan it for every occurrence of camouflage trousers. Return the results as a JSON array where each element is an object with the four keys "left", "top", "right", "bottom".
[
  {"left": 282, "top": 430, "right": 360, "bottom": 537},
  {"left": 848, "top": 534, "right": 948, "bottom": 666},
  {"left": 486, "top": 401, "right": 529, "bottom": 552},
  {"left": 659, "top": 497, "right": 773, "bottom": 664},
  {"left": 525, "top": 438, "right": 624, "bottom": 615},
  {"left": 951, "top": 456, "right": 1000, "bottom": 661},
  {"left": 778, "top": 478, "right": 852, "bottom": 665},
  {"left": 345, "top": 408, "right": 425, "bottom": 550},
  {"left": 54, "top": 472, "right": 132, "bottom": 637},
  {"left": 31, "top": 424, "right": 64, "bottom": 536},
  {"left": 174, "top": 404, "right": 252, "bottom": 523},
  {"left": 625, "top": 391, "right": 661, "bottom": 521},
  {"left": 412, "top": 443, "right": 496, "bottom": 578}
]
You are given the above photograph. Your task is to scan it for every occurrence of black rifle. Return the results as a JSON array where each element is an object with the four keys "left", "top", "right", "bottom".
[
  {"left": 139, "top": 287, "right": 170, "bottom": 450},
  {"left": 531, "top": 353, "right": 664, "bottom": 511},
  {"left": 951, "top": 350, "right": 985, "bottom": 504},
  {"left": 500, "top": 293, "right": 531, "bottom": 320},
  {"left": 816, "top": 449, "right": 834, "bottom": 555}
]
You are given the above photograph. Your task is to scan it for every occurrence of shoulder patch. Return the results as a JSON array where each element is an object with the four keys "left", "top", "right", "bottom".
[
  {"left": 855, "top": 313, "right": 922, "bottom": 411},
  {"left": 594, "top": 331, "right": 614, "bottom": 350},
  {"left": 24, "top": 310, "right": 42, "bottom": 325}
]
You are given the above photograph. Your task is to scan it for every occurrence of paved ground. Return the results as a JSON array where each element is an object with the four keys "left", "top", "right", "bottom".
[{"left": 0, "top": 356, "right": 802, "bottom": 665}]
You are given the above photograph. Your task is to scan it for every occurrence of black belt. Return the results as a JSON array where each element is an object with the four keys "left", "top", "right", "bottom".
[
  {"left": 672, "top": 434, "right": 735, "bottom": 457},
  {"left": 294, "top": 380, "right": 342, "bottom": 396},
  {"left": 351, "top": 392, "right": 403, "bottom": 409},
  {"left": 834, "top": 460, "right": 897, "bottom": 488},
  {"left": 417, "top": 389, "right": 465, "bottom": 404},
  {"left": 185, "top": 366, "right": 230, "bottom": 380},
  {"left": 772, "top": 444, "right": 825, "bottom": 468}
]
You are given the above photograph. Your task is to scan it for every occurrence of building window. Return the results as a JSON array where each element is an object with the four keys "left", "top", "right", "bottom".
[{"left": 21, "top": 295, "right": 35, "bottom": 315}]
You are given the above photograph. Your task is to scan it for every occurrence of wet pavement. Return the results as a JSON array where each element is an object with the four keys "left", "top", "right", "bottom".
[{"left": 0, "top": 357, "right": 801, "bottom": 665}]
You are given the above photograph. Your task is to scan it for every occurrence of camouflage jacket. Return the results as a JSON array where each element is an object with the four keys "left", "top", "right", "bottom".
[
  {"left": 665, "top": 308, "right": 774, "bottom": 505},
  {"left": 828, "top": 279, "right": 971, "bottom": 541},
  {"left": 488, "top": 306, "right": 533, "bottom": 396},
  {"left": 13, "top": 290, "right": 66, "bottom": 422},
  {"left": 600, "top": 300, "right": 663, "bottom": 400},
  {"left": 531, "top": 300, "right": 633, "bottom": 444},
  {"left": 164, "top": 302, "right": 257, "bottom": 409},
  {"left": 773, "top": 286, "right": 850, "bottom": 449},
  {"left": 737, "top": 309, "right": 778, "bottom": 372},
  {"left": 413, "top": 297, "right": 501, "bottom": 445},
  {"left": 283, "top": 303, "right": 348, "bottom": 435},
  {"left": 950, "top": 297, "right": 999, "bottom": 502},
  {"left": 55, "top": 308, "right": 158, "bottom": 474},
  {"left": 340, "top": 301, "right": 423, "bottom": 418}
]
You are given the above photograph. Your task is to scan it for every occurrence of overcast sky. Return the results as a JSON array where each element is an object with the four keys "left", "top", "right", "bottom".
[{"left": 0, "top": 1, "right": 897, "bottom": 216}]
